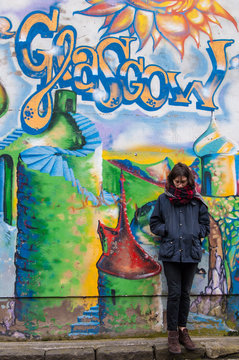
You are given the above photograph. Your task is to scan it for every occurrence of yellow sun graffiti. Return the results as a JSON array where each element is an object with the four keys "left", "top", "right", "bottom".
[{"left": 77, "top": 0, "right": 238, "bottom": 57}]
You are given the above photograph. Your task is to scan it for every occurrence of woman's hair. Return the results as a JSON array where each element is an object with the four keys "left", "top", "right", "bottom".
[{"left": 166, "top": 162, "right": 195, "bottom": 189}]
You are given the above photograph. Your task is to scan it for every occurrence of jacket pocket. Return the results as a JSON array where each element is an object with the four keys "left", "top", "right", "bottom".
[
  {"left": 191, "top": 236, "right": 202, "bottom": 260},
  {"left": 159, "top": 238, "right": 175, "bottom": 258}
]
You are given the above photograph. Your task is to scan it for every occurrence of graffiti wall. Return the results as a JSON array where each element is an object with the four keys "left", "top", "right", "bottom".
[{"left": 0, "top": 0, "right": 239, "bottom": 339}]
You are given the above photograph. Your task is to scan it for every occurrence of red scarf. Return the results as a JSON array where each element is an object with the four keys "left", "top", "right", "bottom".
[{"left": 167, "top": 184, "right": 196, "bottom": 205}]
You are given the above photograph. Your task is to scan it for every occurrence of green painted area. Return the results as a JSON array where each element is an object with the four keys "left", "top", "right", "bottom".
[
  {"left": 42, "top": 112, "right": 84, "bottom": 150},
  {"left": 206, "top": 196, "right": 239, "bottom": 294},
  {"left": 15, "top": 297, "right": 74, "bottom": 335},
  {"left": 67, "top": 152, "right": 97, "bottom": 192},
  {"left": 54, "top": 89, "right": 77, "bottom": 113},
  {"left": 17, "top": 159, "right": 102, "bottom": 297},
  {"left": 102, "top": 160, "right": 162, "bottom": 221},
  {"left": 0, "top": 83, "right": 8, "bottom": 118},
  {"left": 3, "top": 155, "right": 13, "bottom": 225},
  {"left": 103, "top": 295, "right": 160, "bottom": 332},
  {"left": 98, "top": 272, "right": 161, "bottom": 331},
  {"left": 99, "top": 272, "right": 160, "bottom": 296},
  {"left": 138, "top": 157, "right": 174, "bottom": 175}
]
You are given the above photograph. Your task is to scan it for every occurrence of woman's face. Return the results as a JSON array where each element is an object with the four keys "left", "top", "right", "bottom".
[{"left": 173, "top": 176, "right": 188, "bottom": 189}]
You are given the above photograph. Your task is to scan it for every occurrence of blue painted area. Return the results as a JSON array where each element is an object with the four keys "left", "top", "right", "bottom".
[
  {"left": 69, "top": 305, "right": 100, "bottom": 336},
  {"left": 190, "top": 158, "right": 201, "bottom": 186},
  {"left": 205, "top": 172, "right": 212, "bottom": 196},
  {"left": 235, "top": 155, "right": 239, "bottom": 184},
  {"left": 150, "top": 45, "right": 179, "bottom": 71},
  {"left": 229, "top": 54, "right": 239, "bottom": 70},
  {"left": 0, "top": 128, "right": 24, "bottom": 150},
  {"left": 184, "top": 46, "right": 209, "bottom": 79},
  {"left": 227, "top": 295, "right": 239, "bottom": 329},
  {"left": 187, "top": 312, "right": 231, "bottom": 331},
  {"left": 15, "top": 164, "right": 36, "bottom": 298},
  {"left": 130, "top": 200, "right": 156, "bottom": 244}
]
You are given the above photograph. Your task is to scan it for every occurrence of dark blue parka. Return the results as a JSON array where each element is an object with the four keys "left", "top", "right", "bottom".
[{"left": 150, "top": 193, "right": 210, "bottom": 263}]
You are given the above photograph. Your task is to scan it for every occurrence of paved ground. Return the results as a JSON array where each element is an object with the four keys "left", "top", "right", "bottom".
[{"left": 0, "top": 336, "right": 238, "bottom": 359}]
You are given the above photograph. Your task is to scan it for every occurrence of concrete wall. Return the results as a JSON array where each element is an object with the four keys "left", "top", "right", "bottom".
[{"left": 0, "top": 0, "right": 239, "bottom": 339}]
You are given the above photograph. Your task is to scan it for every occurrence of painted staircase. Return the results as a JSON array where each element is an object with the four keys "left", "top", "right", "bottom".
[
  {"left": 69, "top": 305, "right": 100, "bottom": 336},
  {"left": 20, "top": 145, "right": 100, "bottom": 205},
  {"left": 0, "top": 128, "right": 24, "bottom": 150},
  {"left": 19, "top": 113, "right": 117, "bottom": 206}
]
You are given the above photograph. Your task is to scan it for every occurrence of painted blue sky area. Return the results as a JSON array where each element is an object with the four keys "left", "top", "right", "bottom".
[
  {"left": 184, "top": 46, "right": 208, "bottom": 79},
  {"left": 150, "top": 45, "right": 180, "bottom": 71},
  {"left": 0, "top": 43, "right": 32, "bottom": 137},
  {"left": 0, "top": 0, "right": 66, "bottom": 18},
  {"left": 229, "top": 54, "right": 239, "bottom": 69},
  {"left": 150, "top": 43, "right": 208, "bottom": 79},
  {"left": 76, "top": 101, "right": 214, "bottom": 152}
]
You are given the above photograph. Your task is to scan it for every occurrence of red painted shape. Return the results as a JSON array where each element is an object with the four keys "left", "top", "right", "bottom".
[
  {"left": 108, "top": 159, "right": 164, "bottom": 187},
  {"left": 97, "top": 172, "right": 161, "bottom": 279}
]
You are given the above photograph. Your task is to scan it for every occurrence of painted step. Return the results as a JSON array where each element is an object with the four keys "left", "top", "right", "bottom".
[
  {"left": 83, "top": 309, "right": 99, "bottom": 316},
  {"left": 71, "top": 321, "right": 99, "bottom": 327},
  {"left": 77, "top": 315, "right": 99, "bottom": 322},
  {"left": 69, "top": 328, "right": 99, "bottom": 336},
  {"left": 71, "top": 322, "right": 100, "bottom": 331}
]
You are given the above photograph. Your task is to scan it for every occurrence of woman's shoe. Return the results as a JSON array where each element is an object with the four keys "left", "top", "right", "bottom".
[
  {"left": 178, "top": 328, "right": 196, "bottom": 351},
  {"left": 168, "top": 330, "right": 181, "bottom": 354}
]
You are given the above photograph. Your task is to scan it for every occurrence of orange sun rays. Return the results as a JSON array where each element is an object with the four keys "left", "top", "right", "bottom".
[{"left": 77, "top": 0, "right": 238, "bottom": 57}]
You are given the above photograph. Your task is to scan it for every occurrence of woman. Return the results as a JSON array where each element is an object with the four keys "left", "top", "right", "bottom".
[{"left": 150, "top": 162, "right": 210, "bottom": 354}]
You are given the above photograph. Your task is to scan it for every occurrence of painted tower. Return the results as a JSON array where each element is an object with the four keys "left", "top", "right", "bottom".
[
  {"left": 15, "top": 90, "right": 103, "bottom": 298},
  {"left": 0, "top": 89, "right": 104, "bottom": 326},
  {"left": 193, "top": 112, "right": 238, "bottom": 197}
]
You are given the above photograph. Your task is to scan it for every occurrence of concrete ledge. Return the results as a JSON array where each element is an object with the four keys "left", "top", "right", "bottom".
[
  {"left": 0, "top": 348, "right": 45, "bottom": 360},
  {"left": 97, "top": 345, "right": 154, "bottom": 360},
  {"left": 0, "top": 336, "right": 238, "bottom": 359},
  {"left": 200, "top": 338, "right": 239, "bottom": 359},
  {"left": 155, "top": 340, "right": 206, "bottom": 360},
  {"left": 45, "top": 347, "right": 95, "bottom": 360}
]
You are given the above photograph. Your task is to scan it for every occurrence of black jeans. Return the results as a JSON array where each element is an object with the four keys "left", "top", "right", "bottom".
[{"left": 163, "top": 261, "right": 198, "bottom": 331}]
